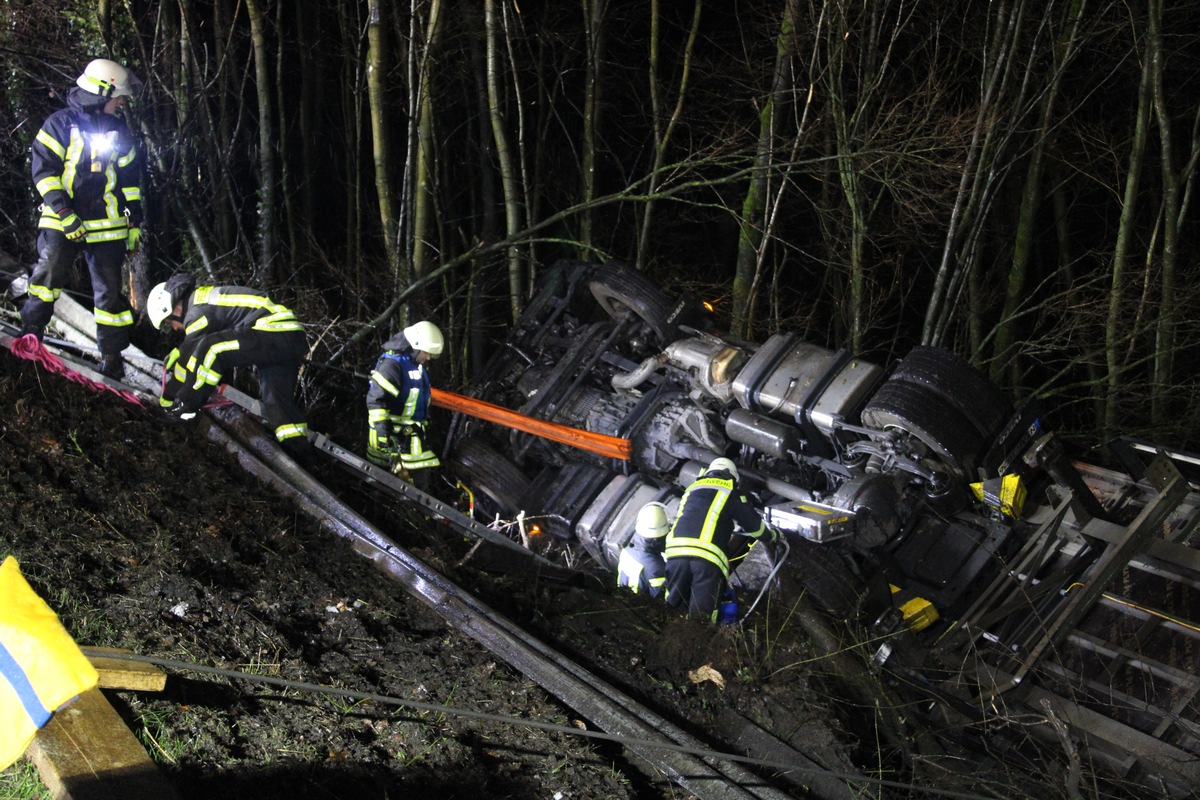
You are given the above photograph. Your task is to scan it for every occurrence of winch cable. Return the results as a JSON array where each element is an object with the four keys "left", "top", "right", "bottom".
[{"left": 80, "top": 647, "right": 1004, "bottom": 800}]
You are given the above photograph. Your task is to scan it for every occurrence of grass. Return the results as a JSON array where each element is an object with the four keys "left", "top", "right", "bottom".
[
  {"left": 0, "top": 758, "right": 48, "bottom": 799},
  {"left": 50, "top": 586, "right": 120, "bottom": 645},
  {"left": 135, "top": 705, "right": 194, "bottom": 765}
]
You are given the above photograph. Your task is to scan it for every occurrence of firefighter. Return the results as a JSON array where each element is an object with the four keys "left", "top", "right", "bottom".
[
  {"left": 145, "top": 274, "right": 313, "bottom": 459},
  {"left": 20, "top": 59, "right": 144, "bottom": 380},
  {"left": 616, "top": 502, "right": 670, "bottom": 598},
  {"left": 366, "top": 321, "right": 443, "bottom": 488},
  {"left": 663, "top": 457, "right": 773, "bottom": 620}
]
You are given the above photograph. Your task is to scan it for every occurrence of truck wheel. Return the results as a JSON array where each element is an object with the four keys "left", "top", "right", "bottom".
[
  {"left": 784, "top": 538, "right": 866, "bottom": 620},
  {"left": 887, "top": 346, "right": 1011, "bottom": 439},
  {"left": 587, "top": 263, "right": 678, "bottom": 345},
  {"left": 448, "top": 437, "right": 530, "bottom": 519},
  {"left": 860, "top": 378, "right": 987, "bottom": 480}
]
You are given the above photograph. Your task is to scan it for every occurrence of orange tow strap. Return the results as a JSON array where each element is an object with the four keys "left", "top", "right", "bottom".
[{"left": 431, "top": 387, "right": 632, "bottom": 461}]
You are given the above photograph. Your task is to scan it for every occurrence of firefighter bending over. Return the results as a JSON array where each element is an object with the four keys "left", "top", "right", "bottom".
[
  {"left": 20, "top": 59, "right": 144, "bottom": 380},
  {"left": 146, "top": 274, "right": 313, "bottom": 460},
  {"left": 366, "top": 321, "right": 443, "bottom": 488},
  {"left": 664, "top": 458, "right": 774, "bottom": 620},
  {"left": 616, "top": 502, "right": 670, "bottom": 598}
]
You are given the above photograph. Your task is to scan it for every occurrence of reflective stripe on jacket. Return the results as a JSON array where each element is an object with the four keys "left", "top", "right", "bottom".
[
  {"left": 664, "top": 472, "right": 765, "bottom": 578},
  {"left": 366, "top": 350, "right": 431, "bottom": 426},
  {"left": 173, "top": 286, "right": 303, "bottom": 392},
  {"left": 32, "top": 93, "right": 141, "bottom": 244},
  {"left": 617, "top": 545, "right": 666, "bottom": 597}
]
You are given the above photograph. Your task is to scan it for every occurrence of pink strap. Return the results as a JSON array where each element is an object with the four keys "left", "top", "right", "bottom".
[{"left": 10, "top": 334, "right": 149, "bottom": 407}]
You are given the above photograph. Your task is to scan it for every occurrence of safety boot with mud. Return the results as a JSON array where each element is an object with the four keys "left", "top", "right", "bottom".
[
  {"left": 98, "top": 353, "right": 124, "bottom": 380},
  {"left": 18, "top": 322, "right": 43, "bottom": 342}
]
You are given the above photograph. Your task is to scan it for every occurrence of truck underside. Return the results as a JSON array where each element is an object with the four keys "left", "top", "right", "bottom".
[{"left": 443, "top": 260, "right": 1200, "bottom": 797}]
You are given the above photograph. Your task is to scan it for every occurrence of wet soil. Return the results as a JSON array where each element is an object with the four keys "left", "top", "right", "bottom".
[{"left": 0, "top": 343, "right": 1112, "bottom": 800}]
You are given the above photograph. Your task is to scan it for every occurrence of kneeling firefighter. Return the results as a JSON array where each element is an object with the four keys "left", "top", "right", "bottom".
[
  {"left": 146, "top": 274, "right": 313, "bottom": 459},
  {"left": 616, "top": 502, "right": 670, "bottom": 598},
  {"left": 366, "top": 321, "right": 443, "bottom": 487},
  {"left": 664, "top": 457, "right": 774, "bottom": 620}
]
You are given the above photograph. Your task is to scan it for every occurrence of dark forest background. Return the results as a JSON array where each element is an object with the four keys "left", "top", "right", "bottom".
[{"left": 2, "top": 0, "right": 1199, "bottom": 460}]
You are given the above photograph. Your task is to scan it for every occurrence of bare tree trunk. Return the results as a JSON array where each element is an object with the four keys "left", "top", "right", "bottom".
[
  {"left": 731, "top": 0, "right": 798, "bottom": 339},
  {"left": 579, "top": 0, "right": 606, "bottom": 259},
  {"left": 1104, "top": 18, "right": 1154, "bottom": 435},
  {"left": 635, "top": 0, "right": 702, "bottom": 273},
  {"left": 368, "top": 0, "right": 403, "bottom": 289},
  {"left": 485, "top": 0, "right": 523, "bottom": 321},
  {"left": 1148, "top": 0, "right": 1179, "bottom": 427},
  {"left": 500, "top": 0, "right": 534, "bottom": 288},
  {"left": 411, "top": 0, "right": 443, "bottom": 291},
  {"left": 922, "top": 0, "right": 1021, "bottom": 348},
  {"left": 246, "top": 0, "right": 278, "bottom": 283},
  {"left": 991, "top": 0, "right": 1087, "bottom": 386}
]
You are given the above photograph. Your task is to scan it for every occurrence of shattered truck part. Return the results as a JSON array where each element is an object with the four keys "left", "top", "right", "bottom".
[{"left": 442, "top": 259, "right": 1200, "bottom": 797}]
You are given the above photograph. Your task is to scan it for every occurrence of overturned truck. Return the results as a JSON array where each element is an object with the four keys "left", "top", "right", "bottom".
[{"left": 444, "top": 260, "right": 1200, "bottom": 796}]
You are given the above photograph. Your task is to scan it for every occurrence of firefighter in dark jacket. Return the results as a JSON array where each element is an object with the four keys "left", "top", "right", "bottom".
[
  {"left": 366, "top": 321, "right": 444, "bottom": 487},
  {"left": 145, "top": 274, "right": 312, "bottom": 458},
  {"left": 20, "top": 59, "right": 144, "bottom": 380},
  {"left": 664, "top": 457, "right": 773, "bottom": 619},
  {"left": 616, "top": 502, "right": 670, "bottom": 598}
]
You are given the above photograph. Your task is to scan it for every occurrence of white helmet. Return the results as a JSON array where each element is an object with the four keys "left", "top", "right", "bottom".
[
  {"left": 147, "top": 282, "right": 175, "bottom": 329},
  {"left": 706, "top": 457, "right": 739, "bottom": 480},
  {"left": 404, "top": 320, "right": 444, "bottom": 357},
  {"left": 635, "top": 502, "right": 670, "bottom": 539},
  {"left": 77, "top": 59, "right": 139, "bottom": 98}
]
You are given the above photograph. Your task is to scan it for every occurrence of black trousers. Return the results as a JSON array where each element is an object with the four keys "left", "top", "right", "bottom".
[
  {"left": 168, "top": 328, "right": 309, "bottom": 452},
  {"left": 664, "top": 556, "right": 725, "bottom": 620},
  {"left": 21, "top": 231, "right": 131, "bottom": 356}
]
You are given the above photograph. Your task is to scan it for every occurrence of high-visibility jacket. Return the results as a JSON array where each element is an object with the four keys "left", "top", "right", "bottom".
[
  {"left": 616, "top": 538, "right": 667, "bottom": 597},
  {"left": 31, "top": 87, "right": 141, "bottom": 244},
  {"left": 0, "top": 557, "right": 98, "bottom": 770},
  {"left": 160, "top": 286, "right": 309, "bottom": 448},
  {"left": 664, "top": 469, "right": 766, "bottom": 578},
  {"left": 366, "top": 347, "right": 439, "bottom": 470}
]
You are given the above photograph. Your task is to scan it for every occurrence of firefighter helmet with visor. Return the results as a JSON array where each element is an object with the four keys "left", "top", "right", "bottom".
[
  {"left": 404, "top": 321, "right": 444, "bottom": 357},
  {"left": 76, "top": 59, "right": 141, "bottom": 99},
  {"left": 635, "top": 502, "right": 670, "bottom": 539},
  {"left": 706, "top": 457, "right": 739, "bottom": 481}
]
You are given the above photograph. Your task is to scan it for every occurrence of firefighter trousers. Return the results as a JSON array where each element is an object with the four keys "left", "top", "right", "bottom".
[
  {"left": 169, "top": 328, "right": 310, "bottom": 453},
  {"left": 21, "top": 231, "right": 132, "bottom": 356},
  {"left": 664, "top": 556, "right": 726, "bottom": 620}
]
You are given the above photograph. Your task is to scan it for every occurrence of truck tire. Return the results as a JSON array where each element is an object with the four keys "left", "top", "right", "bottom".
[
  {"left": 860, "top": 378, "right": 987, "bottom": 480},
  {"left": 887, "top": 346, "right": 1011, "bottom": 440},
  {"left": 587, "top": 263, "right": 678, "bottom": 345},
  {"left": 448, "top": 437, "right": 530, "bottom": 519}
]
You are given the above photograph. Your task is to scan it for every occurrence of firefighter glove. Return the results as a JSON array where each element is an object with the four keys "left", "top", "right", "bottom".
[
  {"left": 59, "top": 211, "right": 85, "bottom": 241},
  {"left": 390, "top": 458, "right": 411, "bottom": 482},
  {"left": 127, "top": 226, "right": 141, "bottom": 253}
]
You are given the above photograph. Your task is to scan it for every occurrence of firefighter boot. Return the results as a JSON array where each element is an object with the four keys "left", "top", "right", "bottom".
[{"left": 98, "top": 353, "right": 124, "bottom": 380}]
